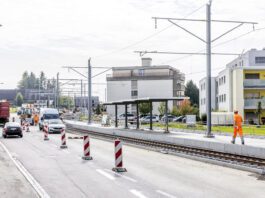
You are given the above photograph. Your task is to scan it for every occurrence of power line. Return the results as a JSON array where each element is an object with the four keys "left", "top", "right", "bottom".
[
  {"left": 160, "top": 26, "right": 265, "bottom": 65},
  {"left": 93, "top": 4, "right": 205, "bottom": 59}
]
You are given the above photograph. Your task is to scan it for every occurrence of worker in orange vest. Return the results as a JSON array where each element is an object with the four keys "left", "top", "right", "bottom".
[
  {"left": 231, "top": 110, "right": 244, "bottom": 145},
  {"left": 33, "top": 114, "right": 39, "bottom": 126}
]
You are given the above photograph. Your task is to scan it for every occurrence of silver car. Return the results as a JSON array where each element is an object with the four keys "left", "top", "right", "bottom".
[{"left": 44, "top": 119, "right": 65, "bottom": 133}]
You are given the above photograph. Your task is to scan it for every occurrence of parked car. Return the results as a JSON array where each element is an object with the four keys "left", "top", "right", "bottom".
[
  {"left": 44, "top": 119, "right": 65, "bottom": 134},
  {"left": 173, "top": 116, "right": 186, "bottom": 122},
  {"left": 118, "top": 113, "right": 136, "bottom": 123},
  {"left": 161, "top": 115, "right": 177, "bottom": 122},
  {"left": 140, "top": 115, "right": 159, "bottom": 124},
  {"left": 2, "top": 122, "right": 23, "bottom": 138}
]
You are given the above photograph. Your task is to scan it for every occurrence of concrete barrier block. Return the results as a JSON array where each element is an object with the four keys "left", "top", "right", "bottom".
[
  {"left": 224, "top": 144, "right": 242, "bottom": 155},
  {"left": 208, "top": 142, "right": 225, "bottom": 153}
]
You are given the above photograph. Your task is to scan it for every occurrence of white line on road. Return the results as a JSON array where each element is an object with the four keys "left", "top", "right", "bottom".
[
  {"left": 104, "top": 169, "right": 138, "bottom": 183},
  {"left": 96, "top": 169, "right": 116, "bottom": 181},
  {"left": 62, "top": 149, "right": 70, "bottom": 154},
  {"left": 0, "top": 141, "right": 50, "bottom": 198},
  {"left": 130, "top": 189, "right": 148, "bottom": 198},
  {"left": 156, "top": 190, "right": 176, "bottom": 198}
]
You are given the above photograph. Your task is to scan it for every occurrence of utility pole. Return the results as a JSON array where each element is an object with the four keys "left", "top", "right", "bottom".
[
  {"left": 81, "top": 79, "right": 83, "bottom": 112},
  {"left": 62, "top": 60, "right": 123, "bottom": 124},
  {"left": 57, "top": 72, "right": 59, "bottom": 110},
  {"left": 88, "top": 58, "right": 92, "bottom": 124},
  {"left": 144, "top": 1, "right": 257, "bottom": 137},
  {"left": 206, "top": 1, "right": 213, "bottom": 137}
]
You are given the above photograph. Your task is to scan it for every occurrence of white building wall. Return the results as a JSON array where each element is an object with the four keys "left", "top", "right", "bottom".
[
  {"left": 216, "top": 69, "right": 232, "bottom": 112},
  {"left": 232, "top": 69, "right": 244, "bottom": 117},
  {"left": 107, "top": 81, "right": 131, "bottom": 116},
  {"left": 199, "top": 77, "right": 216, "bottom": 116},
  {"left": 138, "top": 80, "right": 173, "bottom": 115}
]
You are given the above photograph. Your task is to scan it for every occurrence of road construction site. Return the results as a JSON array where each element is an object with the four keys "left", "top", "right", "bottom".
[{"left": 0, "top": 117, "right": 265, "bottom": 198}]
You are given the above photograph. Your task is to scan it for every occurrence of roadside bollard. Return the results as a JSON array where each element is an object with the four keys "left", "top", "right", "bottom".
[
  {"left": 82, "top": 135, "right": 93, "bottom": 160},
  {"left": 112, "top": 138, "right": 127, "bottom": 172},
  {"left": 22, "top": 122, "right": 25, "bottom": 131},
  {"left": 60, "top": 129, "right": 67, "bottom": 149},
  {"left": 26, "top": 122, "right": 30, "bottom": 132},
  {"left": 44, "top": 125, "right": 49, "bottom": 141}
]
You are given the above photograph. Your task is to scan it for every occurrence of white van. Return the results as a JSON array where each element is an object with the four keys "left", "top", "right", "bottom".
[{"left": 39, "top": 108, "right": 60, "bottom": 130}]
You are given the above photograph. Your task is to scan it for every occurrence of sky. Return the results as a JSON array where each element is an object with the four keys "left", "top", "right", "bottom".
[{"left": 0, "top": 0, "right": 265, "bottom": 101}]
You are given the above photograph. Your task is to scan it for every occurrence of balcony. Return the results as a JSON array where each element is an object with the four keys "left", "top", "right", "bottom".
[
  {"left": 244, "top": 79, "right": 265, "bottom": 88},
  {"left": 244, "top": 98, "right": 265, "bottom": 109}
]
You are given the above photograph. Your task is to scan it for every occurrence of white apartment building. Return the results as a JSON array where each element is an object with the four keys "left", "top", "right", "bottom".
[
  {"left": 199, "top": 48, "right": 265, "bottom": 124},
  {"left": 106, "top": 58, "right": 185, "bottom": 116}
]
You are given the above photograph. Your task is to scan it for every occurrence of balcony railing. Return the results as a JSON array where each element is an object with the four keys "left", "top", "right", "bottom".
[
  {"left": 244, "top": 79, "right": 265, "bottom": 88},
  {"left": 244, "top": 98, "right": 265, "bottom": 109}
]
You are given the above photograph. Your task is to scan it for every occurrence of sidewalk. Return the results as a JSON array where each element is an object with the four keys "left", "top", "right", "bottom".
[
  {"left": 65, "top": 120, "right": 265, "bottom": 159},
  {"left": 0, "top": 142, "right": 37, "bottom": 198}
]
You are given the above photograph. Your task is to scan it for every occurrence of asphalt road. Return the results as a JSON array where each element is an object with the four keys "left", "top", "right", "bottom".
[{"left": 0, "top": 124, "right": 265, "bottom": 198}]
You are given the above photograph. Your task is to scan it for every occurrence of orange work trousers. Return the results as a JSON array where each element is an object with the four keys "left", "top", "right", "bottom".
[{"left": 233, "top": 126, "right": 243, "bottom": 138}]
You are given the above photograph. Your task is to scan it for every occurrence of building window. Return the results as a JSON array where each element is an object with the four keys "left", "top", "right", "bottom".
[
  {"left": 245, "top": 73, "right": 260, "bottom": 79},
  {"left": 255, "top": 57, "right": 265, "bottom": 64},
  {"left": 131, "top": 80, "right": 138, "bottom": 89},
  {"left": 224, "top": 76, "right": 226, "bottom": 84},
  {"left": 224, "top": 94, "right": 226, "bottom": 102},
  {"left": 138, "top": 69, "right": 145, "bottom": 76},
  {"left": 131, "top": 90, "right": 138, "bottom": 97}
]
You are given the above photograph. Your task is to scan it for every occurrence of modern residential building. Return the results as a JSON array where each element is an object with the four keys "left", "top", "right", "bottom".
[
  {"left": 106, "top": 58, "right": 185, "bottom": 116},
  {"left": 74, "top": 96, "right": 100, "bottom": 109},
  {"left": 199, "top": 48, "right": 265, "bottom": 124}
]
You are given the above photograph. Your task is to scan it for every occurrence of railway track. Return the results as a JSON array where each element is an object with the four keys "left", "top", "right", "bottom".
[{"left": 66, "top": 125, "right": 265, "bottom": 174}]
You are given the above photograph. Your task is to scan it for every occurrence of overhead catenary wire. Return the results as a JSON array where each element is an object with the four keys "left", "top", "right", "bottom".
[
  {"left": 159, "top": 26, "right": 265, "bottom": 65},
  {"left": 92, "top": 4, "right": 206, "bottom": 59}
]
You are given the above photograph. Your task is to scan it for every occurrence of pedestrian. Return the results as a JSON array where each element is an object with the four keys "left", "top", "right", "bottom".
[
  {"left": 231, "top": 110, "right": 245, "bottom": 145},
  {"left": 34, "top": 114, "right": 39, "bottom": 126}
]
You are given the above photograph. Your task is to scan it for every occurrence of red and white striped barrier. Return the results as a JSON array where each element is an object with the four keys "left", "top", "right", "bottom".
[
  {"left": 43, "top": 125, "right": 49, "bottom": 141},
  {"left": 22, "top": 122, "right": 25, "bottom": 131},
  {"left": 60, "top": 129, "right": 67, "bottom": 149},
  {"left": 112, "top": 139, "right": 127, "bottom": 172},
  {"left": 26, "top": 122, "right": 30, "bottom": 132},
  {"left": 82, "top": 135, "right": 93, "bottom": 160}
]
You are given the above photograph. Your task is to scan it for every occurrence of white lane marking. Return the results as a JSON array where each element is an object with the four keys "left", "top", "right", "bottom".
[
  {"left": 96, "top": 169, "right": 115, "bottom": 181},
  {"left": 62, "top": 149, "right": 70, "bottom": 154},
  {"left": 130, "top": 189, "right": 148, "bottom": 198},
  {"left": 104, "top": 169, "right": 137, "bottom": 183},
  {"left": 156, "top": 190, "right": 176, "bottom": 198},
  {"left": 0, "top": 141, "right": 50, "bottom": 198}
]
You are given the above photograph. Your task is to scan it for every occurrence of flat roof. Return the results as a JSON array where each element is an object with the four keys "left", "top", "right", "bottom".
[{"left": 104, "top": 97, "right": 189, "bottom": 105}]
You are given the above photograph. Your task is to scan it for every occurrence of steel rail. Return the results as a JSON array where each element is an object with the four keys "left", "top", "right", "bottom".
[{"left": 65, "top": 125, "right": 265, "bottom": 169}]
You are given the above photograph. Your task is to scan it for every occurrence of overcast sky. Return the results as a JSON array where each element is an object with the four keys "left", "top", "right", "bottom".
[{"left": 0, "top": 0, "right": 265, "bottom": 101}]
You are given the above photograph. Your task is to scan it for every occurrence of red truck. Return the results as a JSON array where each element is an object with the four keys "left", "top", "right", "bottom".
[{"left": 0, "top": 101, "right": 10, "bottom": 125}]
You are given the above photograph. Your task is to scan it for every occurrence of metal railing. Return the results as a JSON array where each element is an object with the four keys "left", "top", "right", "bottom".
[
  {"left": 244, "top": 79, "right": 265, "bottom": 87},
  {"left": 244, "top": 98, "right": 265, "bottom": 108}
]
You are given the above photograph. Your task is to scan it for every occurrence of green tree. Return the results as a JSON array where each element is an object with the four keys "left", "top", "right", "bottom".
[
  {"left": 158, "top": 102, "right": 166, "bottom": 116},
  {"left": 59, "top": 96, "right": 74, "bottom": 109},
  {"left": 256, "top": 101, "right": 262, "bottom": 125},
  {"left": 39, "top": 71, "right": 47, "bottom": 90},
  {"left": 95, "top": 104, "right": 102, "bottom": 115},
  {"left": 185, "top": 80, "right": 199, "bottom": 106},
  {"left": 171, "top": 106, "right": 181, "bottom": 116},
  {"left": 18, "top": 71, "right": 29, "bottom": 89},
  {"left": 139, "top": 103, "right": 151, "bottom": 115},
  {"left": 15, "top": 92, "right": 24, "bottom": 106}
]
